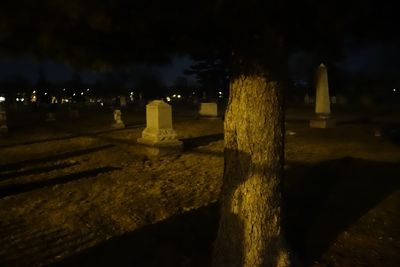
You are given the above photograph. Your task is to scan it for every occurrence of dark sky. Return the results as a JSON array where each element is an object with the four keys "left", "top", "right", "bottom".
[
  {"left": 0, "top": 55, "right": 194, "bottom": 86},
  {"left": 1, "top": 44, "right": 398, "bottom": 87}
]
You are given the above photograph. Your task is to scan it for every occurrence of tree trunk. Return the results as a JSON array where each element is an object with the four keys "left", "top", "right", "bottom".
[{"left": 213, "top": 73, "right": 289, "bottom": 267}]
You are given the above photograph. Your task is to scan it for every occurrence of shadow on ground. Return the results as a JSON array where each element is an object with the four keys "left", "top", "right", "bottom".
[
  {"left": 0, "top": 166, "right": 121, "bottom": 198},
  {"left": 49, "top": 157, "right": 400, "bottom": 266},
  {"left": 181, "top": 134, "right": 224, "bottom": 151},
  {"left": 284, "top": 157, "right": 400, "bottom": 264},
  {"left": 0, "top": 144, "right": 115, "bottom": 172},
  {"left": 51, "top": 204, "right": 219, "bottom": 267}
]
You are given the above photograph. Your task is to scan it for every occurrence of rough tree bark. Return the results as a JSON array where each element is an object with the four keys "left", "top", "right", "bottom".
[{"left": 213, "top": 72, "right": 290, "bottom": 267}]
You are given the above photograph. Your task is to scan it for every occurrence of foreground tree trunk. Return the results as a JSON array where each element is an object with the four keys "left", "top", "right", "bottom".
[{"left": 213, "top": 73, "right": 290, "bottom": 267}]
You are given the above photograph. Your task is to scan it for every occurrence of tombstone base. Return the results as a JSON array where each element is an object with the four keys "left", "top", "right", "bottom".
[
  {"left": 112, "top": 122, "right": 125, "bottom": 129},
  {"left": 137, "top": 138, "right": 183, "bottom": 156},
  {"left": 310, "top": 117, "right": 336, "bottom": 128}
]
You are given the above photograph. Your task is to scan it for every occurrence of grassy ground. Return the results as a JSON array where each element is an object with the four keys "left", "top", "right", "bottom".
[{"left": 0, "top": 105, "right": 399, "bottom": 267}]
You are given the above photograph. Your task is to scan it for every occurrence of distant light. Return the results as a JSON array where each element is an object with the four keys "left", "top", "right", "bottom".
[
  {"left": 393, "top": 89, "right": 397, "bottom": 92},
  {"left": 86, "top": 88, "right": 90, "bottom": 91},
  {"left": 100, "top": 102, "right": 104, "bottom": 106},
  {"left": 177, "top": 94, "right": 181, "bottom": 98},
  {"left": 192, "top": 92, "right": 195, "bottom": 95},
  {"left": 218, "top": 91, "right": 222, "bottom": 95},
  {"left": 130, "top": 91, "right": 134, "bottom": 95},
  {"left": 0, "top": 96, "right": 5, "bottom": 102},
  {"left": 81, "top": 92, "right": 84, "bottom": 95},
  {"left": 166, "top": 96, "right": 171, "bottom": 102},
  {"left": 16, "top": 98, "right": 20, "bottom": 102},
  {"left": 173, "top": 94, "right": 177, "bottom": 98},
  {"left": 21, "top": 98, "right": 24, "bottom": 102},
  {"left": 44, "top": 92, "right": 48, "bottom": 95},
  {"left": 73, "top": 93, "right": 76, "bottom": 96},
  {"left": 33, "top": 90, "right": 36, "bottom": 94},
  {"left": 63, "top": 88, "right": 66, "bottom": 91}
]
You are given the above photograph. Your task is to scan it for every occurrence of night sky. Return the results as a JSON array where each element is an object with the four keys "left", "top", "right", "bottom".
[{"left": 0, "top": 55, "right": 194, "bottom": 86}]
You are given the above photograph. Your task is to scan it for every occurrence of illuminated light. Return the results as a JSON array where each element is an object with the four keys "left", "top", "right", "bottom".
[
  {"left": 21, "top": 98, "right": 24, "bottom": 102},
  {"left": 33, "top": 90, "right": 36, "bottom": 94},
  {"left": 87, "top": 88, "right": 90, "bottom": 91},
  {"left": 192, "top": 92, "right": 195, "bottom": 95},
  {"left": 73, "top": 93, "right": 76, "bottom": 96},
  {"left": 130, "top": 91, "right": 134, "bottom": 95},
  {"left": 393, "top": 89, "right": 397, "bottom": 92},
  {"left": 63, "top": 88, "right": 66, "bottom": 91},
  {"left": 81, "top": 92, "right": 84, "bottom": 95},
  {"left": 100, "top": 102, "right": 104, "bottom": 106},
  {"left": 16, "top": 98, "right": 20, "bottom": 102},
  {"left": 177, "top": 94, "right": 181, "bottom": 98},
  {"left": 219, "top": 91, "right": 222, "bottom": 95},
  {"left": 0, "top": 96, "right": 5, "bottom": 102},
  {"left": 173, "top": 94, "right": 177, "bottom": 98},
  {"left": 44, "top": 92, "right": 48, "bottom": 95},
  {"left": 166, "top": 96, "right": 171, "bottom": 102}
]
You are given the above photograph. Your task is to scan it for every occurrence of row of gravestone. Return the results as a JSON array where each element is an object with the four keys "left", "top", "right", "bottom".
[
  {"left": 1, "top": 62, "right": 334, "bottom": 135},
  {"left": 0, "top": 101, "right": 219, "bottom": 139}
]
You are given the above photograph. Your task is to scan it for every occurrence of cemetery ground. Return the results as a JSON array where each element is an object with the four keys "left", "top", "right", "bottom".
[{"left": 0, "top": 105, "right": 399, "bottom": 267}]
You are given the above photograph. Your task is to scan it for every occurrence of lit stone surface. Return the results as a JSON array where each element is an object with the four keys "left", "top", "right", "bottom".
[
  {"left": 310, "top": 63, "right": 335, "bottom": 128},
  {"left": 138, "top": 100, "right": 182, "bottom": 147},
  {"left": 315, "top": 63, "right": 331, "bottom": 115},
  {"left": 112, "top": 109, "right": 125, "bottom": 128},
  {"left": 0, "top": 110, "right": 7, "bottom": 133},
  {"left": 199, "top": 102, "right": 218, "bottom": 117}
]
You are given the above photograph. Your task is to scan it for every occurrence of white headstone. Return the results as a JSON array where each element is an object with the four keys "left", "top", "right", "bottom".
[
  {"left": 315, "top": 63, "right": 331, "bottom": 116},
  {"left": 112, "top": 109, "right": 125, "bottom": 128},
  {"left": 138, "top": 100, "right": 181, "bottom": 146},
  {"left": 199, "top": 102, "right": 218, "bottom": 117},
  {"left": 310, "top": 63, "right": 335, "bottom": 128}
]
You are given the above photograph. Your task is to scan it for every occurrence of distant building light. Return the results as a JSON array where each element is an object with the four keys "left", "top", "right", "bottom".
[
  {"left": 130, "top": 91, "right": 134, "bottom": 95},
  {"left": 87, "top": 88, "right": 90, "bottom": 91},
  {"left": 33, "top": 90, "right": 36, "bottom": 94},
  {"left": 393, "top": 89, "right": 397, "bottom": 92},
  {"left": 0, "top": 96, "right": 5, "bottom": 102},
  {"left": 44, "top": 92, "right": 48, "bottom": 95},
  {"left": 81, "top": 92, "right": 84, "bottom": 95},
  {"left": 192, "top": 92, "right": 195, "bottom": 95},
  {"left": 73, "top": 93, "right": 76, "bottom": 96},
  {"left": 172, "top": 94, "right": 177, "bottom": 98},
  {"left": 166, "top": 96, "right": 171, "bottom": 102},
  {"left": 21, "top": 98, "right": 24, "bottom": 102},
  {"left": 219, "top": 91, "right": 222, "bottom": 95},
  {"left": 16, "top": 98, "right": 20, "bottom": 102},
  {"left": 63, "top": 88, "right": 66, "bottom": 91},
  {"left": 177, "top": 94, "right": 181, "bottom": 98}
]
